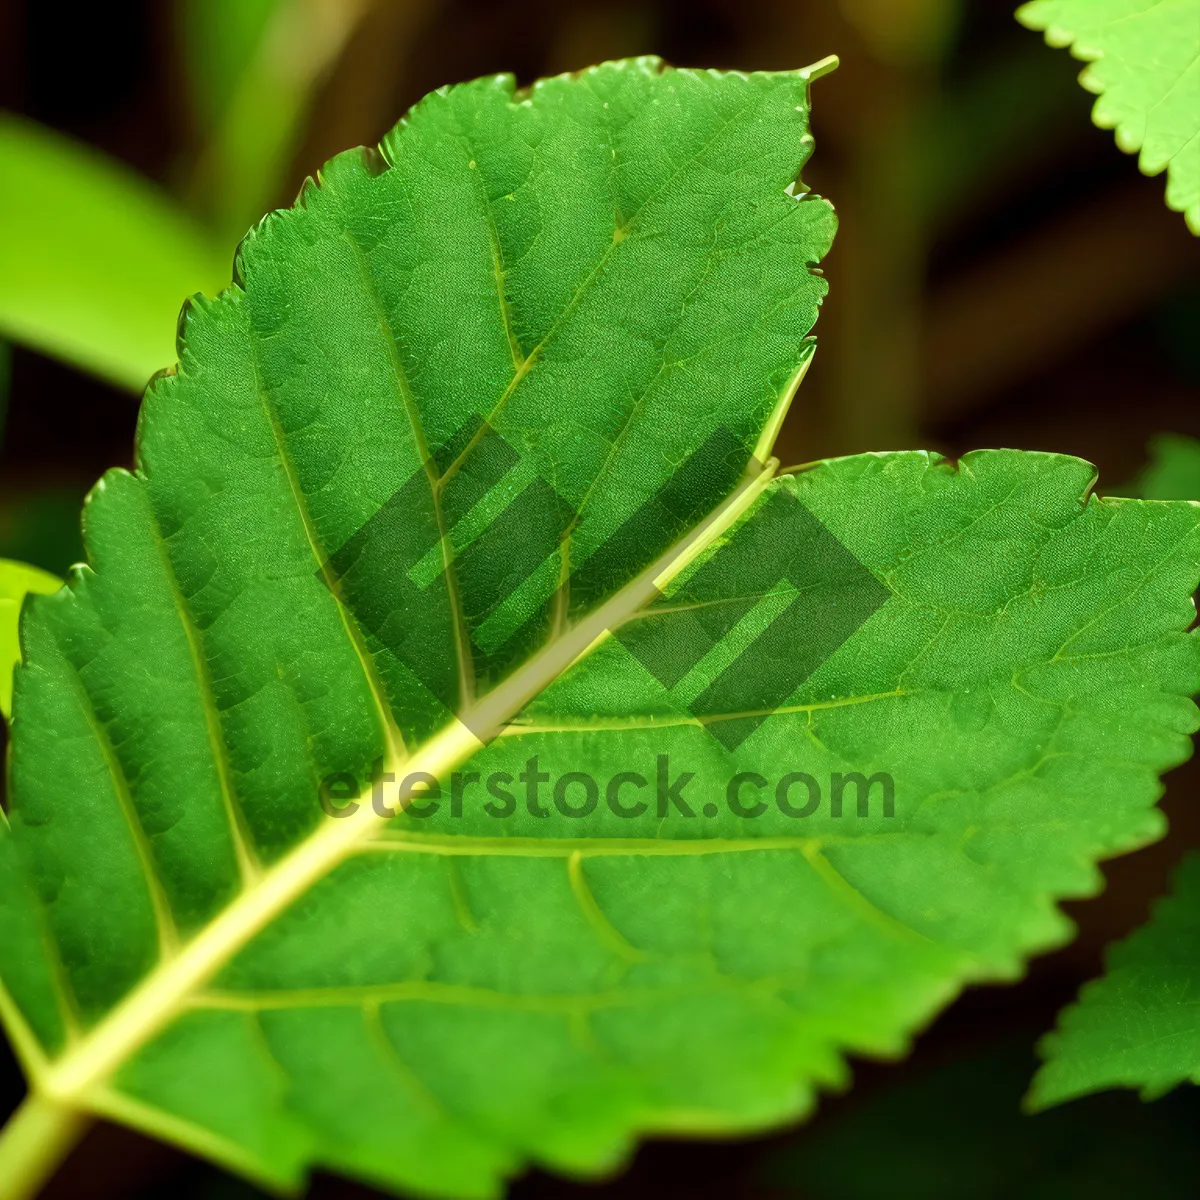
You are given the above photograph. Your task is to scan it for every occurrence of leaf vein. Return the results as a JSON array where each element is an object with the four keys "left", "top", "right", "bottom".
[{"left": 142, "top": 509, "right": 261, "bottom": 886}]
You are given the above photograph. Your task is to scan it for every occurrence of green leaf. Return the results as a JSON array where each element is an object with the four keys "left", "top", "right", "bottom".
[
  {"left": 0, "top": 115, "right": 228, "bottom": 391},
  {"left": 1032, "top": 853, "right": 1200, "bottom": 1108},
  {"left": 183, "top": 0, "right": 279, "bottom": 131},
  {"left": 1, "top": 58, "right": 1199, "bottom": 1200},
  {"left": 1017, "top": 0, "right": 1200, "bottom": 235},
  {"left": 0, "top": 559, "right": 61, "bottom": 721},
  {"left": 1131, "top": 433, "right": 1200, "bottom": 500}
]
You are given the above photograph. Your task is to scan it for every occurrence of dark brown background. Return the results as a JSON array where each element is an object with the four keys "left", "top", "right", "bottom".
[{"left": 1, "top": 1, "right": 1199, "bottom": 1196}]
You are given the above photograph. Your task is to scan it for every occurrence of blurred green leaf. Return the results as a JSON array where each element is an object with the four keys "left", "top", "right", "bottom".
[
  {"left": 1130, "top": 434, "right": 1200, "bottom": 501},
  {"left": 1033, "top": 854, "right": 1200, "bottom": 1110},
  {"left": 0, "top": 115, "right": 228, "bottom": 391},
  {"left": 1018, "top": 0, "right": 1200, "bottom": 235},
  {"left": 183, "top": 0, "right": 279, "bottom": 132},
  {"left": 0, "top": 559, "right": 60, "bottom": 721},
  {"left": 184, "top": 0, "right": 367, "bottom": 243}
]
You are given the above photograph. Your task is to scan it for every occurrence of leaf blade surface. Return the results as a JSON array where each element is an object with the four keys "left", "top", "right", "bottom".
[{"left": 1, "top": 59, "right": 1199, "bottom": 1199}]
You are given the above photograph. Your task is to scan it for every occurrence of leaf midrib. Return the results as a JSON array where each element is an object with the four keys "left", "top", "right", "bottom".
[{"left": 34, "top": 454, "right": 777, "bottom": 1105}]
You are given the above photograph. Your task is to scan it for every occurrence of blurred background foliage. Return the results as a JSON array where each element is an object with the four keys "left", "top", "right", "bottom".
[{"left": 0, "top": 0, "right": 1198, "bottom": 1196}]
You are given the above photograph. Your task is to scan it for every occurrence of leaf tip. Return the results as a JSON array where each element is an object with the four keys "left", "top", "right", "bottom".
[{"left": 804, "top": 55, "right": 840, "bottom": 82}]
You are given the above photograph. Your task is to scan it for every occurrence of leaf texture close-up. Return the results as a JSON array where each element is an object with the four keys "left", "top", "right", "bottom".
[{"left": 1, "top": 56, "right": 1200, "bottom": 1200}]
